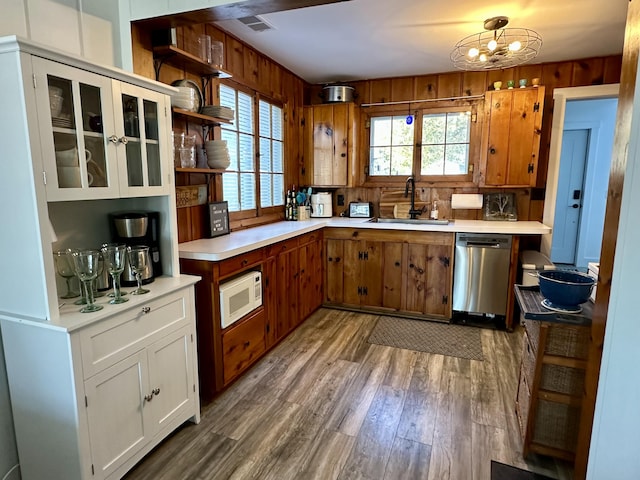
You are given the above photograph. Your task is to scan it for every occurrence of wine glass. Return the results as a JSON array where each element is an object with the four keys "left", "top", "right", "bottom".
[
  {"left": 101, "top": 243, "right": 129, "bottom": 304},
  {"left": 127, "top": 245, "right": 150, "bottom": 295},
  {"left": 71, "top": 249, "right": 103, "bottom": 313},
  {"left": 53, "top": 250, "right": 79, "bottom": 299}
]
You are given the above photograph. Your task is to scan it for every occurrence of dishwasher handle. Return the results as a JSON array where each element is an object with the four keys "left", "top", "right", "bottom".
[{"left": 463, "top": 241, "right": 505, "bottom": 248}]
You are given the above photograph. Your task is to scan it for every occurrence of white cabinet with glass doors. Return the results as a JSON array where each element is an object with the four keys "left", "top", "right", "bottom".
[{"left": 33, "top": 57, "right": 172, "bottom": 201}]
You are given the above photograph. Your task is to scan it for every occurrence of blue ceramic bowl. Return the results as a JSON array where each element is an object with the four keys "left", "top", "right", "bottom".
[{"left": 538, "top": 270, "right": 595, "bottom": 307}]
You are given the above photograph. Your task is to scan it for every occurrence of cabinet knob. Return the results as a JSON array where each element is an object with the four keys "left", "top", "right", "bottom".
[
  {"left": 109, "top": 135, "right": 119, "bottom": 144},
  {"left": 489, "top": 147, "right": 496, "bottom": 155},
  {"left": 141, "top": 306, "right": 151, "bottom": 314},
  {"left": 244, "top": 341, "right": 250, "bottom": 348},
  {"left": 153, "top": 387, "right": 160, "bottom": 396},
  {"left": 144, "top": 393, "right": 153, "bottom": 402},
  {"left": 119, "top": 136, "right": 129, "bottom": 145},
  {"left": 341, "top": 153, "right": 346, "bottom": 158}
]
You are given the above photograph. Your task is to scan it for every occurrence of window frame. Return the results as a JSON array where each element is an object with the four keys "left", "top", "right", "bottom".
[
  {"left": 219, "top": 80, "right": 285, "bottom": 224},
  {"left": 363, "top": 102, "right": 480, "bottom": 186}
]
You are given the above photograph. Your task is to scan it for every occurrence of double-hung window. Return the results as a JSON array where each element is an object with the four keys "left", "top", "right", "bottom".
[
  {"left": 367, "top": 105, "right": 476, "bottom": 182},
  {"left": 219, "top": 84, "right": 284, "bottom": 218}
]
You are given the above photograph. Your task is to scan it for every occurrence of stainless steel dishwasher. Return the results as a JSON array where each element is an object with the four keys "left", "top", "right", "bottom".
[{"left": 453, "top": 233, "right": 512, "bottom": 316}]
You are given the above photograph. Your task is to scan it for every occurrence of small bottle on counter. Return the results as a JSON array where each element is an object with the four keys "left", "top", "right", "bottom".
[
  {"left": 285, "top": 190, "right": 292, "bottom": 220},
  {"left": 291, "top": 189, "right": 298, "bottom": 221},
  {"left": 430, "top": 201, "right": 439, "bottom": 220}
]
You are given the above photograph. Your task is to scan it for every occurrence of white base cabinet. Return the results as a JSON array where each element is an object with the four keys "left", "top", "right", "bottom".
[{"left": 1, "top": 280, "right": 200, "bottom": 480}]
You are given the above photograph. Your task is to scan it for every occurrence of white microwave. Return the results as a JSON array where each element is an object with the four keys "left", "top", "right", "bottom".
[{"left": 219, "top": 270, "right": 262, "bottom": 328}]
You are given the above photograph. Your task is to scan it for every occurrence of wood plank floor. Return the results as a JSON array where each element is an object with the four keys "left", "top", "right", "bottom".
[{"left": 124, "top": 308, "right": 574, "bottom": 480}]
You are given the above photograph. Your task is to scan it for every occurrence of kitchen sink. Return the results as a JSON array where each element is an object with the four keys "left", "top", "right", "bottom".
[{"left": 368, "top": 217, "right": 451, "bottom": 225}]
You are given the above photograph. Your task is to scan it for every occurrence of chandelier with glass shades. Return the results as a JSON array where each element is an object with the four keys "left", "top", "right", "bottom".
[{"left": 450, "top": 16, "right": 542, "bottom": 71}]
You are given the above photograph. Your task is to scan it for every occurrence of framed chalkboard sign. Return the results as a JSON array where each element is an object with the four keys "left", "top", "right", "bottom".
[{"left": 208, "top": 201, "right": 230, "bottom": 238}]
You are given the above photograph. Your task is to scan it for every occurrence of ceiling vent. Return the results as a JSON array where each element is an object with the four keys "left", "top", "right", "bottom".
[{"left": 238, "top": 15, "right": 274, "bottom": 32}]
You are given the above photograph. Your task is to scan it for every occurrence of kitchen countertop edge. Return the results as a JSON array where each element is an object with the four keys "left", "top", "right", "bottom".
[{"left": 179, "top": 218, "right": 551, "bottom": 262}]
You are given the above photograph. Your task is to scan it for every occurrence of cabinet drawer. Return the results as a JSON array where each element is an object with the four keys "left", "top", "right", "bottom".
[
  {"left": 80, "top": 289, "right": 190, "bottom": 379},
  {"left": 222, "top": 308, "right": 266, "bottom": 385},
  {"left": 219, "top": 249, "right": 265, "bottom": 278},
  {"left": 266, "top": 238, "right": 298, "bottom": 257}
]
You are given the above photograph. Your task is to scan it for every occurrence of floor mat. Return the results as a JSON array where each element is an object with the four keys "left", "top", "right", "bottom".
[
  {"left": 491, "top": 461, "right": 556, "bottom": 480},
  {"left": 367, "top": 316, "right": 484, "bottom": 360}
]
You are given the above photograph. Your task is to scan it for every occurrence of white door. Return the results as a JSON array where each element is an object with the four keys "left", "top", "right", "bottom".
[
  {"left": 84, "top": 350, "right": 151, "bottom": 479},
  {"left": 147, "top": 326, "right": 195, "bottom": 432},
  {"left": 551, "top": 129, "right": 589, "bottom": 264}
]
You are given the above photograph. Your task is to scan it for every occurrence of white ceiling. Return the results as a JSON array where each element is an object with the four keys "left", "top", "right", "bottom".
[{"left": 215, "top": 0, "right": 629, "bottom": 84}]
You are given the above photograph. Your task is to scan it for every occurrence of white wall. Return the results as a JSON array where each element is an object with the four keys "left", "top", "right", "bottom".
[{"left": 587, "top": 61, "right": 640, "bottom": 478}]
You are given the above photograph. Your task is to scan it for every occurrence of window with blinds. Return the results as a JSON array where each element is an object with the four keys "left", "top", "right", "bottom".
[{"left": 219, "top": 85, "right": 284, "bottom": 214}]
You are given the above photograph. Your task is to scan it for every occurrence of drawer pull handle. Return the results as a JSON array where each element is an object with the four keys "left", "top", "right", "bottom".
[
  {"left": 141, "top": 306, "right": 151, "bottom": 314},
  {"left": 144, "top": 393, "right": 153, "bottom": 402}
]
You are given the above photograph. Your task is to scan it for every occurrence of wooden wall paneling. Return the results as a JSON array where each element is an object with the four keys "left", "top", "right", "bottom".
[
  {"left": 571, "top": 57, "right": 606, "bottom": 86},
  {"left": 574, "top": 4, "right": 640, "bottom": 478},
  {"left": 352, "top": 80, "right": 369, "bottom": 106},
  {"left": 462, "top": 71, "right": 487, "bottom": 97},
  {"left": 257, "top": 54, "right": 271, "bottom": 95},
  {"left": 370, "top": 79, "right": 392, "bottom": 104},
  {"left": 226, "top": 36, "right": 245, "bottom": 79},
  {"left": 391, "top": 77, "right": 415, "bottom": 102},
  {"left": 243, "top": 48, "right": 259, "bottom": 88},
  {"left": 486, "top": 69, "right": 505, "bottom": 89},
  {"left": 535, "top": 61, "right": 575, "bottom": 187},
  {"left": 603, "top": 55, "right": 623, "bottom": 84},
  {"left": 516, "top": 65, "right": 543, "bottom": 87},
  {"left": 270, "top": 62, "right": 284, "bottom": 100},
  {"left": 436, "top": 72, "right": 462, "bottom": 98},
  {"left": 131, "top": 24, "right": 155, "bottom": 80},
  {"left": 414, "top": 75, "right": 438, "bottom": 100}
]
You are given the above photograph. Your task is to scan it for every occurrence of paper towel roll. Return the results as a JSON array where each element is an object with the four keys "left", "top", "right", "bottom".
[{"left": 451, "top": 193, "right": 483, "bottom": 209}]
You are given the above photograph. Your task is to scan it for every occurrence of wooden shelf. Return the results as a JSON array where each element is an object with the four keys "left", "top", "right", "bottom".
[
  {"left": 175, "top": 167, "right": 226, "bottom": 174},
  {"left": 153, "top": 45, "right": 232, "bottom": 78},
  {"left": 172, "top": 107, "right": 233, "bottom": 125}
]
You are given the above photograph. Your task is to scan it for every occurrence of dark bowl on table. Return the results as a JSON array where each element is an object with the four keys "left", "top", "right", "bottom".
[{"left": 538, "top": 270, "right": 595, "bottom": 307}]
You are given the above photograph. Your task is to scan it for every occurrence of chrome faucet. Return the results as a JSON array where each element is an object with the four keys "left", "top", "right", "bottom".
[{"left": 404, "top": 176, "right": 423, "bottom": 219}]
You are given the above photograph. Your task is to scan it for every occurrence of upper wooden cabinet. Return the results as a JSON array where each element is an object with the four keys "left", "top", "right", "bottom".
[
  {"left": 302, "top": 103, "right": 357, "bottom": 187},
  {"left": 480, "top": 86, "right": 545, "bottom": 187}
]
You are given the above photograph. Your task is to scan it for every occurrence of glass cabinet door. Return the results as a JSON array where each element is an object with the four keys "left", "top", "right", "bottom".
[
  {"left": 33, "top": 58, "right": 120, "bottom": 201},
  {"left": 115, "top": 83, "right": 170, "bottom": 197}
]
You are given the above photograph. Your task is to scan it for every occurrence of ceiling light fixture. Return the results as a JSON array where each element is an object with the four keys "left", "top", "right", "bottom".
[{"left": 450, "top": 16, "right": 542, "bottom": 71}]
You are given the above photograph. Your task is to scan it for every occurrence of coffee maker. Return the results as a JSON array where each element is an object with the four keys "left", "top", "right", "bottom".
[{"left": 109, "top": 211, "right": 162, "bottom": 286}]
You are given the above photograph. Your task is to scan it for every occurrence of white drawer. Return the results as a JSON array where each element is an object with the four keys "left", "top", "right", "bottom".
[{"left": 79, "top": 289, "right": 190, "bottom": 379}]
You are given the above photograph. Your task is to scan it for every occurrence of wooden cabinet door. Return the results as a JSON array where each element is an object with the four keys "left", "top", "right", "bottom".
[
  {"left": 382, "top": 242, "right": 404, "bottom": 310},
  {"left": 359, "top": 241, "right": 383, "bottom": 307},
  {"left": 423, "top": 243, "right": 453, "bottom": 318},
  {"left": 325, "top": 238, "right": 344, "bottom": 304},
  {"left": 482, "top": 87, "right": 545, "bottom": 187},
  {"left": 342, "top": 240, "right": 362, "bottom": 305},
  {"left": 274, "top": 246, "right": 299, "bottom": 337},
  {"left": 505, "top": 88, "right": 544, "bottom": 185},
  {"left": 85, "top": 350, "right": 150, "bottom": 479},
  {"left": 304, "top": 104, "right": 350, "bottom": 186},
  {"left": 222, "top": 308, "right": 266, "bottom": 385},
  {"left": 404, "top": 243, "right": 428, "bottom": 314},
  {"left": 299, "top": 236, "right": 323, "bottom": 321},
  {"left": 147, "top": 326, "right": 195, "bottom": 433},
  {"left": 484, "top": 90, "right": 512, "bottom": 186}
]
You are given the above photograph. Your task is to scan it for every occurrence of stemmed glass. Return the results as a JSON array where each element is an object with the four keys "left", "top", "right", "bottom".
[
  {"left": 71, "top": 249, "right": 104, "bottom": 313},
  {"left": 127, "top": 245, "right": 150, "bottom": 295},
  {"left": 53, "top": 250, "right": 79, "bottom": 299},
  {"left": 101, "top": 243, "right": 129, "bottom": 304}
]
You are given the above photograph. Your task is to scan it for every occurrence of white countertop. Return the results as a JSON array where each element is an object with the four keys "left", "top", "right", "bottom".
[
  {"left": 0, "top": 275, "right": 200, "bottom": 332},
  {"left": 178, "top": 218, "right": 551, "bottom": 262}
]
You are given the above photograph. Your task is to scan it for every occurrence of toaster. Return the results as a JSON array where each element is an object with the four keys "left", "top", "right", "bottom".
[{"left": 349, "top": 202, "right": 373, "bottom": 218}]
